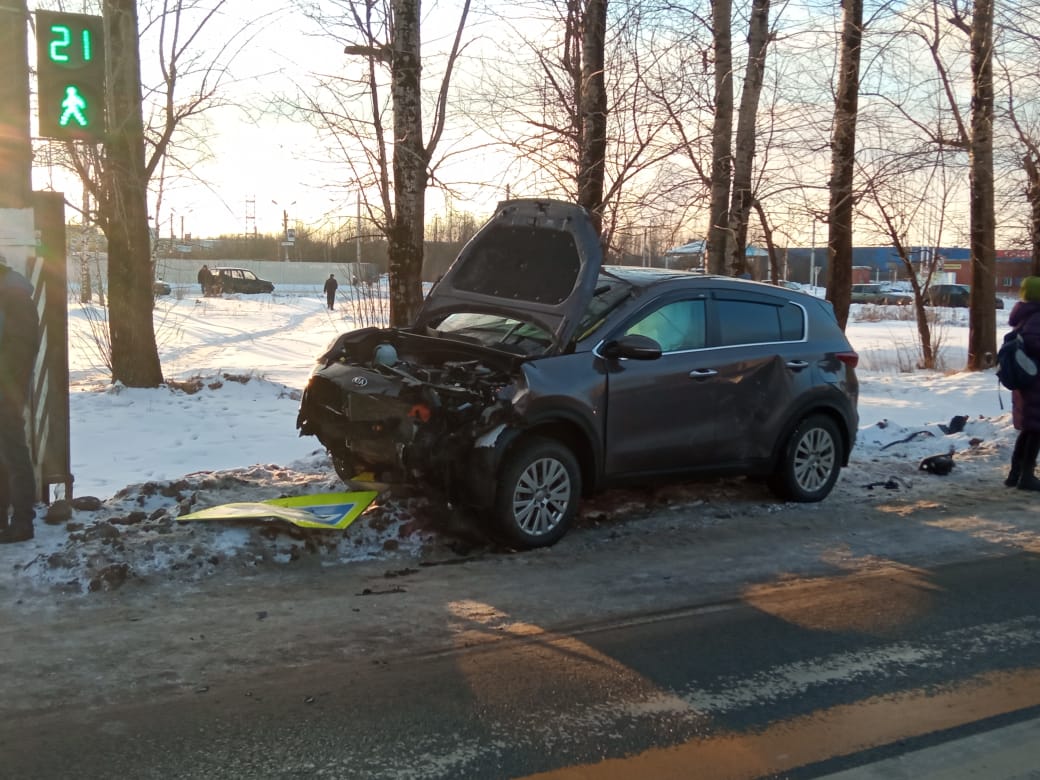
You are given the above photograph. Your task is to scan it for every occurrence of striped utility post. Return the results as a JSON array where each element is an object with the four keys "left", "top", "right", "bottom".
[{"left": 30, "top": 192, "right": 73, "bottom": 502}]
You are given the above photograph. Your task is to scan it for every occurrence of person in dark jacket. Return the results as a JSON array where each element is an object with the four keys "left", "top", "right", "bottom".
[
  {"left": 197, "top": 264, "right": 214, "bottom": 295},
  {"left": 323, "top": 273, "right": 339, "bottom": 310},
  {"left": 0, "top": 259, "right": 41, "bottom": 543},
  {"left": 1006, "top": 276, "right": 1040, "bottom": 490}
]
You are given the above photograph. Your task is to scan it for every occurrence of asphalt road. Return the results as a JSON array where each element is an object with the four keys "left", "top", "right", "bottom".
[{"left": 3, "top": 553, "right": 1038, "bottom": 779}]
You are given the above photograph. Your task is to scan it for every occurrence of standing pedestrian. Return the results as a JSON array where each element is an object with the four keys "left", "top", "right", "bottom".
[
  {"left": 0, "top": 257, "right": 41, "bottom": 543},
  {"left": 1006, "top": 275, "right": 1040, "bottom": 490},
  {"left": 197, "top": 264, "right": 213, "bottom": 295},
  {"left": 324, "top": 273, "right": 339, "bottom": 310}
]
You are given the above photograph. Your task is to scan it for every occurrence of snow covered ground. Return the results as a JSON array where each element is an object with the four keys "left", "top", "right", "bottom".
[{"left": 0, "top": 282, "right": 1022, "bottom": 595}]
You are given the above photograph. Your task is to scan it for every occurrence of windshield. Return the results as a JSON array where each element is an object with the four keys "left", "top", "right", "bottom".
[
  {"left": 431, "top": 272, "right": 632, "bottom": 354},
  {"left": 433, "top": 312, "right": 553, "bottom": 355},
  {"left": 574, "top": 273, "right": 634, "bottom": 340}
]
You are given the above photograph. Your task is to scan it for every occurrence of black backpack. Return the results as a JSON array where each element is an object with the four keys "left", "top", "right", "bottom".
[{"left": 997, "top": 329, "right": 1039, "bottom": 391}]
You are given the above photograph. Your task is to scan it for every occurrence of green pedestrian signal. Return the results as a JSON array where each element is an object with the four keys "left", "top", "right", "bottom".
[{"left": 35, "top": 11, "right": 106, "bottom": 141}]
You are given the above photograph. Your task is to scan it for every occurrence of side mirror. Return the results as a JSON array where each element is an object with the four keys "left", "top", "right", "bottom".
[{"left": 601, "top": 334, "right": 662, "bottom": 361}]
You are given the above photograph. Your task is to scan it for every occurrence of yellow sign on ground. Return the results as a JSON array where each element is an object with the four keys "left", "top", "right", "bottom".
[{"left": 178, "top": 491, "right": 380, "bottom": 530}]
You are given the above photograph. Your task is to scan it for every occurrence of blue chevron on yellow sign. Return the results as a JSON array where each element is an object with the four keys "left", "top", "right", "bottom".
[{"left": 178, "top": 491, "right": 380, "bottom": 530}]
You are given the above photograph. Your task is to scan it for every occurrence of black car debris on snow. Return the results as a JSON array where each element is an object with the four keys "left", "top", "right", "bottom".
[{"left": 297, "top": 199, "right": 860, "bottom": 548}]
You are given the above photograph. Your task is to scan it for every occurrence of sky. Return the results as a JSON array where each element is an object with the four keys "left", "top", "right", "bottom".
[
  {"left": 23, "top": 1, "right": 996, "bottom": 248},
  {"left": 28, "top": 0, "right": 521, "bottom": 240},
  {"left": 0, "top": 280, "right": 1021, "bottom": 596}
]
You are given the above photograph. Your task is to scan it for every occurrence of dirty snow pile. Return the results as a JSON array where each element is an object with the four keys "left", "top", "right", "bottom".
[{"left": 0, "top": 288, "right": 1019, "bottom": 596}]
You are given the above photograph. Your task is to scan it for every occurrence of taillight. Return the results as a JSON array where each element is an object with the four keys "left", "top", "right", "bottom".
[{"left": 836, "top": 351, "right": 859, "bottom": 369}]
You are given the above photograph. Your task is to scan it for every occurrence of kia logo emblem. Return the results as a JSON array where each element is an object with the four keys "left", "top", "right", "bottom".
[{"left": 352, "top": 376, "right": 368, "bottom": 387}]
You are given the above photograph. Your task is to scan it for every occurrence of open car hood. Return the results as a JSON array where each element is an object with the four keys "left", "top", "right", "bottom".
[{"left": 415, "top": 199, "right": 604, "bottom": 355}]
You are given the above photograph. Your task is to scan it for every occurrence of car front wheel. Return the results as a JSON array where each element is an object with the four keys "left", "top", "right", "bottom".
[
  {"left": 769, "top": 414, "right": 842, "bottom": 502},
  {"left": 493, "top": 437, "right": 581, "bottom": 549}
]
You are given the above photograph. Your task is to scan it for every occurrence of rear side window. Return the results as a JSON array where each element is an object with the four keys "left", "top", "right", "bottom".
[
  {"left": 779, "top": 302, "right": 804, "bottom": 340},
  {"left": 451, "top": 225, "right": 581, "bottom": 305},
  {"left": 717, "top": 299, "right": 804, "bottom": 346}
]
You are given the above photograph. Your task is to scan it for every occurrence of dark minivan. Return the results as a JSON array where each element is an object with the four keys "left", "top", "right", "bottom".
[{"left": 297, "top": 199, "right": 859, "bottom": 548}]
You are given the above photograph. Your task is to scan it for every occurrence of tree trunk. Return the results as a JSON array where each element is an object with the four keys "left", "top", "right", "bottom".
[
  {"left": 726, "top": 0, "right": 770, "bottom": 277},
  {"left": 388, "top": 0, "right": 427, "bottom": 327},
  {"left": 752, "top": 198, "right": 780, "bottom": 283},
  {"left": 967, "top": 0, "right": 996, "bottom": 370},
  {"left": 1027, "top": 154, "right": 1040, "bottom": 276},
  {"left": 577, "top": 0, "right": 608, "bottom": 236},
  {"left": 103, "top": 0, "right": 162, "bottom": 387},
  {"left": 826, "top": 0, "right": 863, "bottom": 331},
  {"left": 706, "top": 0, "right": 732, "bottom": 276}
]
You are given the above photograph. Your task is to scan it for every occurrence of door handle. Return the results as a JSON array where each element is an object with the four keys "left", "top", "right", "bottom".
[
  {"left": 689, "top": 369, "right": 718, "bottom": 378},
  {"left": 785, "top": 360, "right": 810, "bottom": 371}
]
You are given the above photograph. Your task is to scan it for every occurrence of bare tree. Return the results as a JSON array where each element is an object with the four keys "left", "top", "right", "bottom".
[
  {"left": 965, "top": 0, "right": 997, "bottom": 369},
  {"left": 577, "top": 0, "right": 608, "bottom": 234},
  {"left": 826, "top": 0, "right": 864, "bottom": 330},
  {"left": 1008, "top": 92, "right": 1040, "bottom": 274},
  {"left": 706, "top": 0, "right": 733, "bottom": 275},
  {"left": 724, "top": 0, "right": 770, "bottom": 277},
  {"left": 290, "top": 0, "right": 470, "bottom": 325},
  {"left": 53, "top": 0, "right": 266, "bottom": 386},
  {"left": 858, "top": 149, "right": 956, "bottom": 369},
  {"left": 462, "top": 0, "right": 701, "bottom": 255},
  {"left": 997, "top": 14, "right": 1040, "bottom": 274},
  {"left": 888, "top": 0, "right": 996, "bottom": 368},
  {"left": 101, "top": 0, "right": 163, "bottom": 387}
]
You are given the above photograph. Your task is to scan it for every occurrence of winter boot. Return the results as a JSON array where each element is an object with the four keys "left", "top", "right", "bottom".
[
  {"left": 1018, "top": 463, "right": 1040, "bottom": 491},
  {"left": 1006, "top": 461, "right": 1022, "bottom": 487},
  {"left": 0, "top": 519, "right": 32, "bottom": 544}
]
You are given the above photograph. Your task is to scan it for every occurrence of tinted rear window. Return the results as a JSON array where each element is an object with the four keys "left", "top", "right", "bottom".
[
  {"left": 717, "top": 299, "right": 804, "bottom": 345},
  {"left": 451, "top": 225, "right": 580, "bottom": 305}
]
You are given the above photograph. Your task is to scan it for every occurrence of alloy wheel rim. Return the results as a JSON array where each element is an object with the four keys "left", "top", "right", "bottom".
[
  {"left": 512, "top": 457, "right": 571, "bottom": 536},
  {"left": 793, "top": 428, "right": 837, "bottom": 492}
]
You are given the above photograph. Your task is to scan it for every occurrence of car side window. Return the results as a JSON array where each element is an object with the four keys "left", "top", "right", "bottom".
[
  {"left": 717, "top": 299, "right": 803, "bottom": 346},
  {"left": 779, "top": 302, "right": 804, "bottom": 340},
  {"left": 624, "top": 299, "right": 706, "bottom": 352}
]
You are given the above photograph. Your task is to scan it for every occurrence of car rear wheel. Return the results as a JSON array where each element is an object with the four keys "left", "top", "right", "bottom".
[
  {"left": 769, "top": 414, "right": 842, "bottom": 502},
  {"left": 493, "top": 437, "right": 581, "bottom": 549}
]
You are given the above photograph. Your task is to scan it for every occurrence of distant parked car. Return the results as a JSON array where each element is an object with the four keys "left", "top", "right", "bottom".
[
  {"left": 211, "top": 267, "right": 274, "bottom": 294},
  {"left": 879, "top": 281, "right": 913, "bottom": 295},
  {"left": 153, "top": 280, "right": 172, "bottom": 296},
  {"left": 851, "top": 283, "right": 911, "bottom": 305},
  {"left": 924, "top": 283, "right": 1004, "bottom": 309}
]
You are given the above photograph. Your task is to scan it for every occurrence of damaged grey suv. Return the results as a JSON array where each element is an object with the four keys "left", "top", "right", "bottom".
[{"left": 297, "top": 199, "right": 859, "bottom": 549}]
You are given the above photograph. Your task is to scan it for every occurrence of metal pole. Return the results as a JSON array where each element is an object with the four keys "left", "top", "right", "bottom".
[
  {"left": 0, "top": 0, "right": 35, "bottom": 277},
  {"left": 0, "top": 0, "right": 32, "bottom": 210},
  {"left": 810, "top": 219, "right": 817, "bottom": 289}
]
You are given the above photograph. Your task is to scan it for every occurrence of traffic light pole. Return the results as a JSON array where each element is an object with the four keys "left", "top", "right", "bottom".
[{"left": 0, "top": 2, "right": 74, "bottom": 503}]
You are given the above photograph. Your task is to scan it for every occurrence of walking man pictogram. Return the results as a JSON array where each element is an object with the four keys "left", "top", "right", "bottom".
[{"left": 60, "top": 86, "right": 88, "bottom": 127}]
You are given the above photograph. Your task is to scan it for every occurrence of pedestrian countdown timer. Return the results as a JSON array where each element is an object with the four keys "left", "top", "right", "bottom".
[{"left": 35, "top": 11, "right": 106, "bottom": 141}]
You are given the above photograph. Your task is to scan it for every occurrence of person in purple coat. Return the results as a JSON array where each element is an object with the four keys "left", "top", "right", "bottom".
[{"left": 1006, "top": 276, "right": 1040, "bottom": 490}]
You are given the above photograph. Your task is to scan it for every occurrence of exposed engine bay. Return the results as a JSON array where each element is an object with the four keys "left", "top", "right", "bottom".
[{"left": 296, "top": 326, "right": 529, "bottom": 492}]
